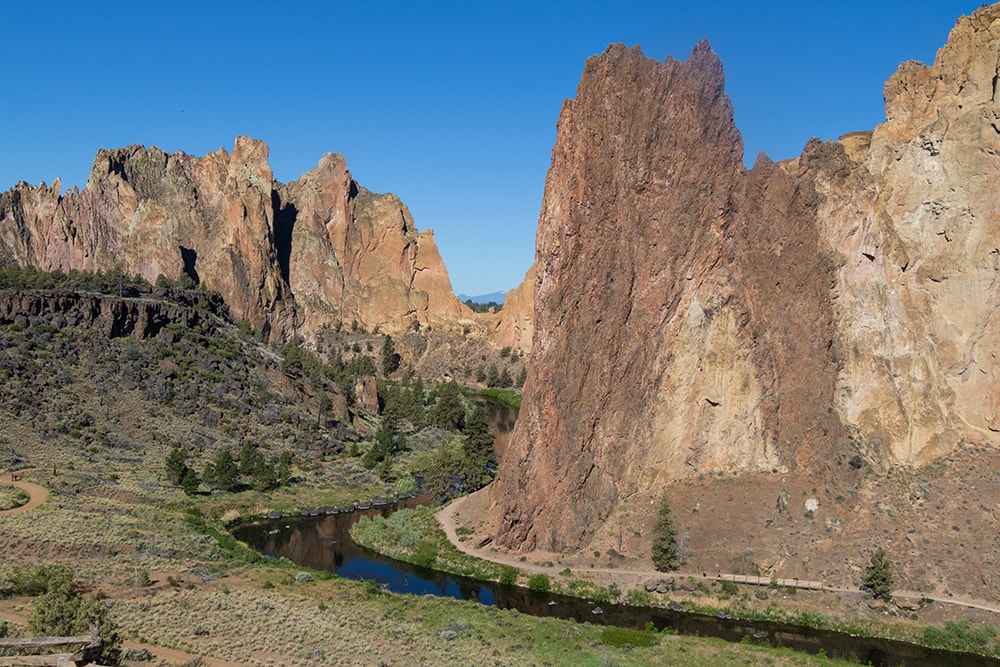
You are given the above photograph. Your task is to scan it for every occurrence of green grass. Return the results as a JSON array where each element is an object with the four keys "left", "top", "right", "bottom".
[
  {"left": 923, "top": 620, "right": 999, "bottom": 655},
  {"left": 351, "top": 507, "right": 518, "bottom": 583},
  {"left": 475, "top": 388, "right": 521, "bottom": 410}
]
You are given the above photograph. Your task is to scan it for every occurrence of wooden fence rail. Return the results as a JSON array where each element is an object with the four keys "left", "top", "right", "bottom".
[{"left": 0, "top": 626, "right": 103, "bottom": 667}]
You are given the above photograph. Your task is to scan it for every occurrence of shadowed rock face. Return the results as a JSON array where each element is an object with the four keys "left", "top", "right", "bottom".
[
  {"left": 489, "top": 3, "right": 1000, "bottom": 553},
  {"left": 0, "top": 138, "right": 468, "bottom": 341}
]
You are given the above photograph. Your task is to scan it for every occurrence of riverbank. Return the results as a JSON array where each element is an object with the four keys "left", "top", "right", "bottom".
[{"left": 425, "top": 490, "right": 1000, "bottom": 660}]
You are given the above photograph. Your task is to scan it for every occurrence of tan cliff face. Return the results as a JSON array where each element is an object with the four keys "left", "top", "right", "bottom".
[
  {"left": 0, "top": 138, "right": 469, "bottom": 341},
  {"left": 489, "top": 3, "right": 1000, "bottom": 553},
  {"left": 490, "top": 265, "right": 535, "bottom": 354}
]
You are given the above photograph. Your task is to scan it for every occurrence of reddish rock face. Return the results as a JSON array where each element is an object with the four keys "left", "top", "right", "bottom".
[
  {"left": 0, "top": 138, "right": 467, "bottom": 341},
  {"left": 490, "top": 265, "right": 534, "bottom": 354},
  {"left": 489, "top": 3, "right": 1000, "bottom": 553}
]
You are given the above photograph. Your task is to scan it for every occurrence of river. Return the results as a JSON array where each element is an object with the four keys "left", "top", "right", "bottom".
[{"left": 232, "top": 401, "right": 999, "bottom": 666}]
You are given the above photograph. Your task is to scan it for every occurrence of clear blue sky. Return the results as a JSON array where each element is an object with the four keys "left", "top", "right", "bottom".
[{"left": 2, "top": 1, "right": 983, "bottom": 296}]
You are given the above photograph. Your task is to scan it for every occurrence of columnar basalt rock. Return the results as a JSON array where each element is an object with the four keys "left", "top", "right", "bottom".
[
  {"left": 0, "top": 138, "right": 468, "bottom": 341},
  {"left": 489, "top": 3, "right": 1000, "bottom": 553}
]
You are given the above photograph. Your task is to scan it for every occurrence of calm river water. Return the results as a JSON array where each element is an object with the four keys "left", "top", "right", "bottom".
[{"left": 233, "top": 402, "right": 998, "bottom": 666}]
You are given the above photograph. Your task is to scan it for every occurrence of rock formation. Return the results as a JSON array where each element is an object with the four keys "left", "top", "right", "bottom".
[
  {"left": 489, "top": 265, "right": 535, "bottom": 354},
  {"left": 0, "top": 138, "right": 469, "bottom": 340},
  {"left": 489, "top": 4, "right": 1000, "bottom": 553}
]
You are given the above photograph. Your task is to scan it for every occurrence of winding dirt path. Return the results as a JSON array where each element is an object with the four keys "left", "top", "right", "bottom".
[
  {"left": 435, "top": 494, "right": 1000, "bottom": 615},
  {"left": 0, "top": 471, "right": 49, "bottom": 514}
]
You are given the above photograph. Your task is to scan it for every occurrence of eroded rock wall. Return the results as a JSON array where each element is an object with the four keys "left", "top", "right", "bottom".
[
  {"left": 490, "top": 3, "right": 1000, "bottom": 553},
  {"left": 0, "top": 138, "right": 469, "bottom": 341}
]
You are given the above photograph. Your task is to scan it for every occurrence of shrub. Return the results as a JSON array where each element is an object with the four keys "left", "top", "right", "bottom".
[
  {"left": 720, "top": 580, "right": 739, "bottom": 596},
  {"left": 412, "top": 540, "right": 438, "bottom": 569},
  {"left": 499, "top": 566, "right": 518, "bottom": 586},
  {"left": 24, "top": 566, "right": 120, "bottom": 664},
  {"left": 924, "top": 620, "right": 998, "bottom": 653},
  {"left": 625, "top": 589, "right": 654, "bottom": 606},
  {"left": 527, "top": 573, "right": 551, "bottom": 592},
  {"left": 600, "top": 626, "right": 659, "bottom": 648}
]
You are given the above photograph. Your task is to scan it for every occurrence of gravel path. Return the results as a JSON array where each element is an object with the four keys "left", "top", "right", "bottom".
[{"left": 435, "top": 494, "right": 1000, "bottom": 615}]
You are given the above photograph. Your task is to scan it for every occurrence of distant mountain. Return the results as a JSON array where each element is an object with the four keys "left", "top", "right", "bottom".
[{"left": 458, "top": 290, "right": 507, "bottom": 305}]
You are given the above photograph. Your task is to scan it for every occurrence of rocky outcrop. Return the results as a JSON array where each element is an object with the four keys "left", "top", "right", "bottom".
[
  {"left": 489, "top": 4, "right": 1000, "bottom": 553},
  {"left": 490, "top": 265, "right": 534, "bottom": 353},
  {"left": 0, "top": 287, "right": 228, "bottom": 339},
  {"left": 274, "top": 153, "right": 467, "bottom": 336},
  {"left": 0, "top": 138, "right": 469, "bottom": 341}
]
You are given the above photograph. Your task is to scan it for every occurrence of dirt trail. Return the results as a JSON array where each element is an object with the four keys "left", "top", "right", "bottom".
[
  {"left": 0, "top": 471, "right": 49, "bottom": 514},
  {"left": 435, "top": 494, "right": 1000, "bottom": 615}
]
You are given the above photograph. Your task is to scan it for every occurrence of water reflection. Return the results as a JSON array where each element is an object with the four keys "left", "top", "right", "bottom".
[{"left": 233, "top": 505, "right": 998, "bottom": 667}]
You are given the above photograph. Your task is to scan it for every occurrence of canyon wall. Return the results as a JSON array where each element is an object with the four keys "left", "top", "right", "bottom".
[
  {"left": 0, "top": 138, "right": 469, "bottom": 340},
  {"left": 489, "top": 4, "right": 1000, "bottom": 552}
]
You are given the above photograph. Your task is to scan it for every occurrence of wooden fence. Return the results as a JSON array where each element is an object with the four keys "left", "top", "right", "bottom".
[
  {"left": 715, "top": 573, "right": 825, "bottom": 591},
  {"left": 0, "top": 626, "right": 104, "bottom": 666}
]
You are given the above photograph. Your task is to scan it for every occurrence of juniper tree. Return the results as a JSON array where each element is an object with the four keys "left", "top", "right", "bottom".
[
  {"left": 652, "top": 491, "right": 679, "bottom": 571},
  {"left": 861, "top": 546, "right": 894, "bottom": 601}
]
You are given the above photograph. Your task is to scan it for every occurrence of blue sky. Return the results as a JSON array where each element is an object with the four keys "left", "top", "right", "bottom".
[{"left": 2, "top": 1, "right": 983, "bottom": 296}]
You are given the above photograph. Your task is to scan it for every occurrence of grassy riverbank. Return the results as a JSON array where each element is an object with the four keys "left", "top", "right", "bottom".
[{"left": 350, "top": 505, "right": 1000, "bottom": 660}]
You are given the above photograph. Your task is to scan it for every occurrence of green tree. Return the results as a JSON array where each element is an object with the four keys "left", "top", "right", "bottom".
[
  {"left": 421, "top": 438, "right": 463, "bottom": 501},
  {"left": 429, "top": 381, "right": 464, "bottom": 431},
  {"left": 238, "top": 442, "right": 264, "bottom": 477},
  {"left": 213, "top": 449, "right": 240, "bottom": 492},
  {"left": 861, "top": 546, "right": 894, "bottom": 601},
  {"left": 486, "top": 364, "right": 500, "bottom": 388},
  {"left": 652, "top": 491, "right": 679, "bottom": 571},
  {"left": 165, "top": 446, "right": 188, "bottom": 485},
  {"left": 316, "top": 391, "right": 333, "bottom": 426},
  {"left": 461, "top": 406, "right": 496, "bottom": 490},
  {"left": 515, "top": 365, "right": 528, "bottom": 388},
  {"left": 250, "top": 456, "right": 277, "bottom": 491},
  {"left": 275, "top": 451, "right": 293, "bottom": 486},
  {"left": 362, "top": 417, "right": 406, "bottom": 469},
  {"left": 407, "top": 376, "right": 426, "bottom": 427},
  {"left": 180, "top": 467, "right": 200, "bottom": 496},
  {"left": 381, "top": 335, "right": 400, "bottom": 376}
]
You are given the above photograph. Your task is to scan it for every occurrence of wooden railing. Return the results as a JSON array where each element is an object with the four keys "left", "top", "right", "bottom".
[{"left": 0, "top": 626, "right": 103, "bottom": 666}]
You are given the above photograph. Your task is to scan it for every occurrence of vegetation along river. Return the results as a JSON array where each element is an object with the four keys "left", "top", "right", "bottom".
[{"left": 233, "top": 403, "right": 998, "bottom": 666}]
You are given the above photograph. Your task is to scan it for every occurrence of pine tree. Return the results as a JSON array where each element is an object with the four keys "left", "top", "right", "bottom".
[
  {"left": 429, "top": 381, "right": 465, "bottom": 431},
  {"left": 275, "top": 451, "right": 293, "bottom": 487},
  {"left": 238, "top": 442, "right": 263, "bottom": 477},
  {"left": 381, "top": 335, "right": 400, "bottom": 376},
  {"left": 861, "top": 546, "right": 894, "bottom": 601},
  {"left": 180, "top": 468, "right": 200, "bottom": 496},
  {"left": 213, "top": 449, "right": 239, "bottom": 492},
  {"left": 461, "top": 406, "right": 497, "bottom": 490},
  {"left": 652, "top": 491, "right": 679, "bottom": 571},
  {"left": 165, "top": 446, "right": 188, "bottom": 486}
]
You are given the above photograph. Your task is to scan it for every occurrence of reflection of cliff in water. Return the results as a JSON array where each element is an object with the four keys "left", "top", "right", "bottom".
[
  {"left": 474, "top": 399, "right": 518, "bottom": 457},
  {"left": 235, "top": 503, "right": 405, "bottom": 572}
]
